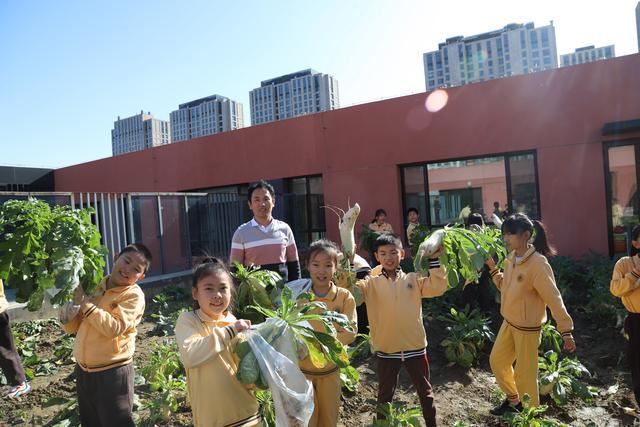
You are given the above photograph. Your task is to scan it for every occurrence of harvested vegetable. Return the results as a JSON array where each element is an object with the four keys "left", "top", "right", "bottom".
[
  {"left": 231, "top": 262, "right": 283, "bottom": 323},
  {"left": 414, "top": 224, "right": 507, "bottom": 289},
  {"left": 0, "top": 198, "right": 107, "bottom": 311}
]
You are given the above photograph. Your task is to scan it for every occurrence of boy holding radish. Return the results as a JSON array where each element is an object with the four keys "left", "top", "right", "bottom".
[
  {"left": 355, "top": 233, "right": 447, "bottom": 427},
  {"left": 58, "top": 243, "right": 152, "bottom": 427}
]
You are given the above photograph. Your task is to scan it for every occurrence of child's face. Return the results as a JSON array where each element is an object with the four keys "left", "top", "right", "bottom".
[
  {"left": 503, "top": 231, "right": 530, "bottom": 253},
  {"left": 374, "top": 244, "right": 404, "bottom": 272},
  {"left": 248, "top": 188, "right": 274, "bottom": 221},
  {"left": 632, "top": 238, "right": 640, "bottom": 254},
  {"left": 307, "top": 251, "right": 337, "bottom": 289},
  {"left": 110, "top": 251, "right": 146, "bottom": 287},
  {"left": 408, "top": 211, "right": 419, "bottom": 223},
  {"left": 375, "top": 214, "right": 387, "bottom": 225},
  {"left": 192, "top": 272, "right": 232, "bottom": 320}
]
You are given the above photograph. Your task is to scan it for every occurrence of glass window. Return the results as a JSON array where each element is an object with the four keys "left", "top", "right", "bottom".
[
  {"left": 284, "top": 176, "right": 325, "bottom": 250},
  {"left": 401, "top": 151, "right": 540, "bottom": 227},
  {"left": 607, "top": 144, "right": 639, "bottom": 255},
  {"left": 507, "top": 153, "right": 539, "bottom": 218}
]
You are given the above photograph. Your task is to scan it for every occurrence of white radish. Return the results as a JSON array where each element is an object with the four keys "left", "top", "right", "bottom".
[
  {"left": 491, "top": 213, "right": 503, "bottom": 227},
  {"left": 418, "top": 228, "right": 445, "bottom": 258},
  {"left": 323, "top": 203, "right": 360, "bottom": 259}
]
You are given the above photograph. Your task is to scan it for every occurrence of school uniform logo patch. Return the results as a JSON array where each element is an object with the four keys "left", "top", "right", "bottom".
[
  {"left": 407, "top": 283, "right": 413, "bottom": 289},
  {"left": 111, "top": 302, "right": 118, "bottom": 309},
  {"left": 517, "top": 274, "right": 524, "bottom": 282}
]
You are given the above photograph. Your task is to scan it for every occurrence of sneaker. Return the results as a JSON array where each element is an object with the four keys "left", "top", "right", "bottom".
[
  {"left": 7, "top": 381, "right": 31, "bottom": 399},
  {"left": 490, "top": 398, "right": 522, "bottom": 416}
]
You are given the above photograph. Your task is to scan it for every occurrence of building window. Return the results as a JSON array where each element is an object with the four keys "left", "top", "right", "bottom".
[
  {"left": 605, "top": 142, "right": 639, "bottom": 256},
  {"left": 400, "top": 151, "right": 540, "bottom": 227},
  {"left": 284, "top": 175, "right": 326, "bottom": 250}
]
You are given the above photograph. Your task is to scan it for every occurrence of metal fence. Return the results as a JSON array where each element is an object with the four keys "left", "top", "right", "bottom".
[{"left": 0, "top": 191, "right": 326, "bottom": 278}]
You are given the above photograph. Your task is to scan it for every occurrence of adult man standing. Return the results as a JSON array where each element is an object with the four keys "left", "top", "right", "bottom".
[{"left": 230, "top": 180, "right": 301, "bottom": 282}]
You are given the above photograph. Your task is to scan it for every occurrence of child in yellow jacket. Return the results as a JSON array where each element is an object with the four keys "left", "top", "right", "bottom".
[
  {"left": 355, "top": 233, "right": 447, "bottom": 427},
  {"left": 485, "top": 214, "right": 576, "bottom": 415},
  {"left": 175, "top": 258, "right": 259, "bottom": 427},
  {"left": 59, "top": 243, "right": 152, "bottom": 427},
  {"left": 610, "top": 224, "right": 640, "bottom": 408},
  {"left": 290, "top": 239, "right": 357, "bottom": 427}
]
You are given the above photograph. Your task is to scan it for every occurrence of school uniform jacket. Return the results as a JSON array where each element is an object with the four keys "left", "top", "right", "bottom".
[
  {"left": 175, "top": 310, "right": 260, "bottom": 427},
  {"left": 610, "top": 255, "right": 640, "bottom": 313},
  {"left": 490, "top": 245, "right": 573, "bottom": 336},
  {"left": 355, "top": 263, "right": 447, "bottom": 356},
  {"left": 63, "top": 277, "right": 145, "bottom": 372},
  {"left": 298, "top": 283, "right": 357, "bottom": 376}
]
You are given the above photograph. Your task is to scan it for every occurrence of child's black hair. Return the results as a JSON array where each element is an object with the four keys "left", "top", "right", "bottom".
[
  {"left": 466, "top": 213, "right": 484, "bottom": 228},
  {"left": 407, "top": 207, "right": 419, "bottom": 216},
  {"left": 306, "top": 239, "right": 340, "bottom": 267},
  {"left": 371, "top": 208, "right": 388, "bottom": 224},
  {"left": 192, "top": 257, "right": 233, "bottom": 288},
  {"left": 501, "top": 213, "right": 557, "bottom": 257},
  {"left": 373, "top": 233, "right": 403, "bottom": 253},
  {"left": 118, "top": 243, "right": 153, "bottom": 272},
  {"left": 630, "top": 224, "right": 640, "bottom": 256},
  {"left": 247, "top": 179, "right": 275, "bottom": 201}
]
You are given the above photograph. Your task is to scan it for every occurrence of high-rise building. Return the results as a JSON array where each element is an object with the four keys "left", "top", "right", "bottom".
[
  {"left": 111, "top": 111, "right": 171, "bottom": 156},
  {"left": 170, "top": 95, "right": 244, "bottom": 143},
  {"left": 423, "top": 22, "right": 558, "bottom": 91},
  {"left": 636, "top": 2, "right": 640, "bottom": 52},
  {"left": 560, "top": 45, "right": 615, "bottom": 67},
  {"left": 249, "top": 69, "right": 339, "bottom": 125}
]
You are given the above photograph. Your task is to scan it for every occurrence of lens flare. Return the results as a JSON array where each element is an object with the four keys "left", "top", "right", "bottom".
[{"left": 425, "top": 89, "right": 448, "bottom": 113}]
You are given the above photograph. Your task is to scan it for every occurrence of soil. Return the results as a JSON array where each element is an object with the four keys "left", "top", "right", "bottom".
[{"left": 2, "top": 304, "right": 640, "bottom": 427}]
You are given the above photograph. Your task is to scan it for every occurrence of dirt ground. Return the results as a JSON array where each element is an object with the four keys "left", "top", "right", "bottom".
[{"left": 2, "top": 306, "right": 640, "bottom": 426}]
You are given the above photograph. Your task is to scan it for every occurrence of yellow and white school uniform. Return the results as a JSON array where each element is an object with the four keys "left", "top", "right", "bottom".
[
  {"left": 488, "top": 245, "right": 573, "bottom": 406},
  {"left": 175, "top": 310, "right": 260, "bottom": 427}
]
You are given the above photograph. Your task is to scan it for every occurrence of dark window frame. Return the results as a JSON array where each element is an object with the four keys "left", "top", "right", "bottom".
[
  {"left": 602, "top": 139, "right": 640, "bottom": 257},
  {"left": 284, "top": 174, "right": 326, "bottom": 251},
  {"left": 400, "top": 150, "right": 541, "bottom": 229}
]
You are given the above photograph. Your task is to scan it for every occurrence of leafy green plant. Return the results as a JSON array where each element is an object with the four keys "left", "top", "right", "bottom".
[
  {"left": 340, "top": 364, "right": 360, "bottom": 392},
  {"left": 439, "top": 307, "right": 495, "bottom": 368},
  {"left": 359, "top": 225, "right": 380, "bottom": 262},
  {"left": 409, "top": 224, "right": 430, "bottom": 258},
  {"left": 256, "top": 390, "right": 276, "bottom": 427},
  {"left": 540, "top": 322, "right": 563, "bottom": 354},
  {"left": 43, "top": 396, "right": 80, "bottom": 427},
  {"left": 339, "top": 333, "right": 371, "bottom": 391},
  {"left": 237, "top": 287, "right": 354, "bottom": 387},
  {"left": 371, "top": 402, "right": 422, "bottom": 427},
  {"left": 503, "top": 394, "right": 567, "bottom": 427},
  {"left": 139, "top": 340, "right": 186, "bottom": 423},
  {"left": 232, "top": 262, "right": 283, "bottom": 323},
  {"left": 538, "top": 350, "right": 597, "bottom": 405},
  {"left": 414, "top": 225, "right": 507, "bottom": 289},
  {"left": 0, "top": 198, "right": 108, "bottom": 310}
]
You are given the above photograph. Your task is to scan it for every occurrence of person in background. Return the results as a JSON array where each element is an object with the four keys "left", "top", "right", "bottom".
[
  {"left": 369, "top": 208, "right": 394, "bottom": 234},
  {"left": 0, "top": 279, "right": 30, "bottom": 398},
  {"left": 406, "top": 207, "right": 421, "bottom": 244},
  {"left": 610, "top": 224, "right": 640, "bottom": 409},
  {"left": 230, "top": 180, "right": 301, "bottom": 282}
]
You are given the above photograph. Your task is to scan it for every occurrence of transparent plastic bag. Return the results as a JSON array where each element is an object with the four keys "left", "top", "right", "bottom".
[{"left": 247, "top": 322, "right": 314, "bottom": 427}]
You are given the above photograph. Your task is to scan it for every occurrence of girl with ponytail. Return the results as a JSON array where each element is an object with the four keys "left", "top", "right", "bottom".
[
  {"left": 484, "top": 213, "right": 575, "bottom": 415},
  {"left": 610, "top": 224, "right": 640, "bottom": 408}
]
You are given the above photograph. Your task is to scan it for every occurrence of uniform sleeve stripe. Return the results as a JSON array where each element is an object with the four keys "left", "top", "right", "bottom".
[{"left": 231, "top": 242, "right": 244, "bottom": 250}]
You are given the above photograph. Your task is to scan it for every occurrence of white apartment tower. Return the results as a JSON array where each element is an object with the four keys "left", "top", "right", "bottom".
[
  {"left": 423, "top": 22, "right": 558, "bottom": 91},
  {"left": 249, "top": 69, "right": 339, "bottom": 125},
  {"left": 560, "top": 45, "right": 615, "bottom": 67},
  {"left": 636, "top": 1, "right": 640, "bottom": 52},
  {"left": 111, "top": 111, "right": 171, "bottom": 156},
  {"left": 170, "top": 95, "right": 244, "bottom": 142}
]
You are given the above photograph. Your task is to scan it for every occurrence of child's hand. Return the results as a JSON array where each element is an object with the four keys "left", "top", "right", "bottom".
[
  {"left": 234, "top": 319, "right": 251, "bottom": 332},
  {"left": 563, "top": 335, "right": 576, "bottom": 352},
  {"left": 429, "top": 246, "right": 444, "bottom": 260},
  {"left": 485, "top": 257, "right": 497, "bottom": 270}
]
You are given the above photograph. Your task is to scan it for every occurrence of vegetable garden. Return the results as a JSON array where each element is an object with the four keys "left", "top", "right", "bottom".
[{"left": 1, "top": 199, "right": 639, "bottom": 426}]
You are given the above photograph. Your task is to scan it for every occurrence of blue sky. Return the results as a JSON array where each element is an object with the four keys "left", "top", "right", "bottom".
[{"left": 1, "top": 0, "right": 638, "bottom": 168}]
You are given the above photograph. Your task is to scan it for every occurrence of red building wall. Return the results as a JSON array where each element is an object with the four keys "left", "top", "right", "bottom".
[{"left": 55, "top": 54, "right": 640, "bottom": 257}]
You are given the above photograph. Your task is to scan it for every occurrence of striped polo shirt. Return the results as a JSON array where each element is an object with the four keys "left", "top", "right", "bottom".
[{"left": 229, "top": 218, "right": 299, "bottom": 281}]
